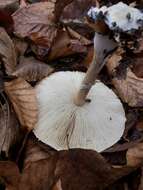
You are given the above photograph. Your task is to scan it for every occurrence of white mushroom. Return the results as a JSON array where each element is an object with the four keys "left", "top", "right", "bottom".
[
  {"left": 33, "top": 2, "right": 127, "bottom": 152},
  {"left": 88, "top": 2, "right": 143, "bottom": 33},
  {"left": 33, "top": 71, "right": 125, "bottom": 152}
]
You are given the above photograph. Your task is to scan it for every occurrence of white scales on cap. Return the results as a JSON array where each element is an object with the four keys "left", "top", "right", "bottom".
[{"left": 88, "top": 2, "right": 143, "bottom": 32}]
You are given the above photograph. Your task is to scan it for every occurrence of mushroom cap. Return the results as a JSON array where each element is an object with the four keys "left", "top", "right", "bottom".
[
  {"left": 88, "top": 2, "right": 143, "bottom": 32},
  {"left": 33, "top": 71, "right": 126, "bottom": 152}
]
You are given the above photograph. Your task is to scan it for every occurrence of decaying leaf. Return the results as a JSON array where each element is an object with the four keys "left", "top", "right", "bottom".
[
  {"left": 13, "top": 37, "right": 28, "bottom": 57},
  {"left": 48, "top": 30, "right": 87, "bottom": 60},
  {"left": 12, "top": 1, "right": 75, "bottom": 51},
  {"left": 0, "top": 103, "right": 20, "bottom": 156},
  {"left": 106, "top": 48, "right": 143, "bottom": 107},
  {"left": 4, "top": 78, "right": 38, "bottom": 131},
  {"left": 52, "top": 180, "right": 62, "bottom": 190},
  {"left": 126, "top": 143, "right": 143, "bottom": 167},
  {"left": 62, "top": 0, "right": 97, "bottom": 20},
  {"left": 0, "top": 0, "right": 19, "bottom": 11},
  {"left": 0, "top": 133, "right": 138, "bottom": 190},
  {"left": 12, "top": 2, "right": 58, "bottom": 49},
  {"left": 12, "top": 56, "right": 54, "bottom": 82},
  {"left": 0, "top": 27, "right": 17, "bottom": 74},
  {"left": 19, "top": 135, "right": 57, "bottom": 190},
  {"left": 131, "top": 57, "right": 143, "bottom": 78},
  {"left": 0, "top": 161, "right": 20, "bottom": 190},
  {"left": 66, "top": 26, "right": 92, "bottom": 46}
]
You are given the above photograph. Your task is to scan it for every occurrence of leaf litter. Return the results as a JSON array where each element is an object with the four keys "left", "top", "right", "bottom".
[{"left": 0, "top": 0, "right": 142, "bottom": 190}]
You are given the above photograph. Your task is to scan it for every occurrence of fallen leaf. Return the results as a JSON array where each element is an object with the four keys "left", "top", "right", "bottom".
[
  {"left": 4, "top": 78, "right": 38, "bottom": 131},
  {"left": 13, "top": 37, "right": 28, "bottom": 57},
  {"left": 12, "top": 2, "right": 58, "bottom": 49},
  {"left": 126, "top": 143, "right": 143, "bottom": 167},
  {"left": 0, "top": 27, "right": 16, "bottom": 74},
  {"left": 0, "top": 102, "right": 20, "bottom": 156},
  {"left": 52, "top": 180, "right": 63, "bottom": 190},
  {"left": 0, "top": 0, "right": 19, "bottom": 11},
  {"left": 131, "top": 56, "right": 143, "bottom": 78},
  {"left": 48, "top": 30, "right": 87, "bottom": 61},
  {"left": 66, "top": 26, "right": 92, "bottom": 46},
  {"left": 54, "top": 0, "right": 74, "bottom": 22},
  {"left": 0, "top": 134, "right": 136, "bottom": 190},
  {"left": 20, "top": 0, "right": 28, "bottom": 8},
  {"left": 0, "top": 161, "right": 20, "bottom": 190},
  {"left": 19, "top": 134, "right": 57, "bottom": 190},
  {"left": 106, "top": 48, "right": 143, "bottom": 107},
  {"left": 62, "top": 0, "right": 97, "bottom": 20},
  {"left": 55, "top": 149, "right": 135, "bottom": 190},
  {"left": 12, "top": 56, "right": 54, "bottom": 82}
]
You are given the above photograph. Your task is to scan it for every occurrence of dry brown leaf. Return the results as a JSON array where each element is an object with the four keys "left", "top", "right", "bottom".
[
  {"left": 19, "top": 135, "right": 57, "bottom": 190},
  {"left": 106, "top": 48, "right": 143, "bottom": 107},
  {"left": 126, "top": 143, "right": 143, "bottom": 167},
  {"left": 0, "top": 0, "right": 19, "bottom": 11},
  {"left": 52, "top": 180, "right": 63, "bottom": 190},
  {"left": 4, "top": 78, "right": 38, "bottom": 131},
  {"left": 0, "top": 27, "right": 17, "bottom": 74},
  {"left": 131, "top": 57, "right": 143, "bottom": 78},
  {"left": 12, "top": 56, "right": 54, "bottom": 82},
  {"left": 55, "top": 149, "right": 134, "bottom": 190},
  {"left": 62, "top": 0, "right": 97, "bottom": 20},
  {"left": 12, "top": 1, "right": 73, "bottom": 50},
  {"left": 12, "top": 2, "right": 58, "bottom": 49},
  {"left": 0, "top": 161, "right": 20, "bottom": 190},
  {"left": 13, "top": 37, "right": 28, "bottom": 57},
  {"left": 48, "top": 30, "right": 87, "bottom": 61},
  {"left": 0, "top": 103, "right": 20, "bottom": 156},
  {"left": 0, "top": 134, "right": 135, "bottom": 190},
  {"left": 66, "top": 27, "right": 92, "bottom": 46}
]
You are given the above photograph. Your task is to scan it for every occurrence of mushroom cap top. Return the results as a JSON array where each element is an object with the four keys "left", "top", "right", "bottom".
[
  {"left": 33, "top": 71, "right": 126, "bottom": 152},
  {"left": 88, "top": 2, "right": 143, "bottom": 33}
]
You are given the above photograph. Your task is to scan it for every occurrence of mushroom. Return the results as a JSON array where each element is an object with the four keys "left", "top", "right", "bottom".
[
  {"left": 33, "top": 2, "right": 127, "bottom": 152},
  {"left": 88, "top": 2, "right": 143, "bottom": 33},
  {"left": 87, "top": 2, "right": 143, "bottom": 107}
]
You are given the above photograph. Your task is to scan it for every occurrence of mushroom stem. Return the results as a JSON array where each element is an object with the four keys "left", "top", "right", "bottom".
[{"left": 74, "top": 33, "right": 117, "bottom": 106}]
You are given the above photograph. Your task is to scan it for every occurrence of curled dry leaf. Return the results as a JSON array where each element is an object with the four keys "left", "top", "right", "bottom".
[
  {"left": 12, "top": 1, "right": 74, "bottom": 51},
  {"left": 55, "top": 149, "right": 134, "bottom": 190},
  {"left": 54, "top": 0, "right": 74, "bottom": 21},
  {"left": 126, "top": 143, "right": 143, "bottom": 167},
  {"left": 20, "top": 135, "right": 57, "bottom": 190},
  {"left": 0, "top": 27, "right": 16, "bottom": 75},
  {"left": 48, "top": 30, "right": 87, "bottom": 60},
  {"left": 0, "top": 161, "right": 20, "bottom": 189},
  {"left": 131, "top": 57, "right": 143, "bottom": 78},
  {"left": 62, "top": 0, "right": 97, "bottom": 20},
  {"left": 66, "top": 27, "right": 92, "bottom": 46},
  {"left": 13, "top": 37, "right": 28, "bottom": 57},
  {"left": 0, "top": 103, "right": 20, "bottom": 156},
  {"left": 12, "top": 2, "right": 58, "bottom": 49},
  {"left": 0, "top": 134, "right": 136, "bottom": 190},
  {"left": 12, "top": 56, "right": 54, "bottom": 82},
  {"left": 106, "top": 48, "right": 143, "bottom": 107},
  {"left": 4, "top": 78, "right": 38, "bottom": 131}
]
